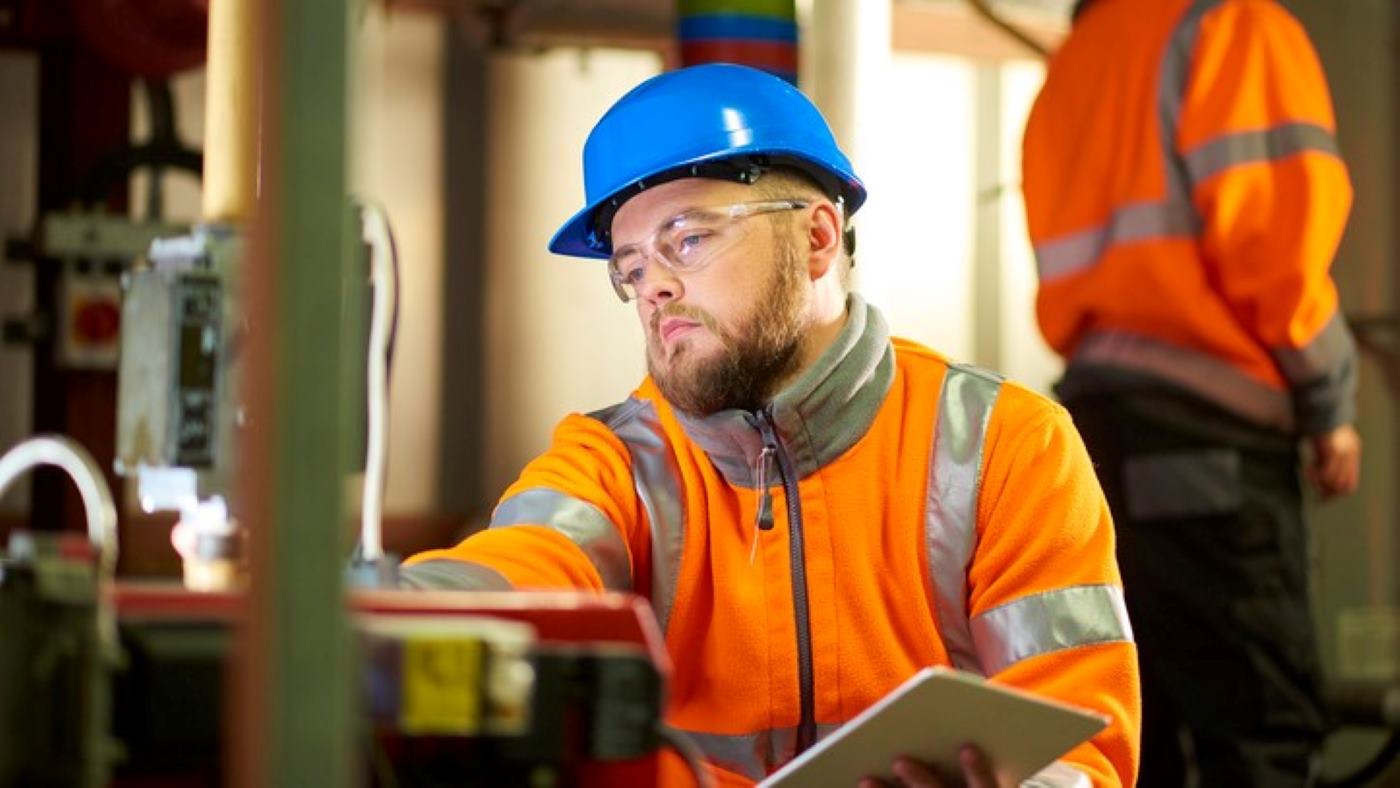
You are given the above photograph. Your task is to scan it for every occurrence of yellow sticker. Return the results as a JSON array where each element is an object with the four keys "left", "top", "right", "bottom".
[{"left": 401, "top": 637, "right": 484, "bottom": 734}]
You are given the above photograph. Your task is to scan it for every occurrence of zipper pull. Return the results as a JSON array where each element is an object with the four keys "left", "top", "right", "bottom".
[
  {"left": 750, "top": 444, "right": 776, "bottom": 566},
  {"left": 754, "top": 445, "right": 776, "bottom": 532}
]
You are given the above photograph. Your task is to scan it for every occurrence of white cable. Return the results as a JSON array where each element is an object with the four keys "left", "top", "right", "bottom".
[{"left": 358, "top": 201, "right": 397, "bottom": 563}]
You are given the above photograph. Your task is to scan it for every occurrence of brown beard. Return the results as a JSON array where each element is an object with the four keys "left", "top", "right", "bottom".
[{"left": 647, "top": 238, "right": 807, "bottom": 415}]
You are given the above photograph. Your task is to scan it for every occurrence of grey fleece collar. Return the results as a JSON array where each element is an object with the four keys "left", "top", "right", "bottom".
[{"left": 674, "top": 294, "right": 895, "bottom": 488}]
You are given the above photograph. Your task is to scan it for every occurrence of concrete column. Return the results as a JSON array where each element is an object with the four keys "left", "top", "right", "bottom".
[
  {"left": 804, "top": 0, "right": 890, "bottom": 164},
  {"left": 804, "top": 0, "right": 892, "bottom": 305}
]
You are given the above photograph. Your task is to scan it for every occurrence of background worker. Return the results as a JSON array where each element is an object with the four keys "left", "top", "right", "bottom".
[
  {"left": 1023, "top": 0, "right": 1361, "bottom": 785},
  {"left": 406, "top": 63, "right": 1140, "bottom": 787}
]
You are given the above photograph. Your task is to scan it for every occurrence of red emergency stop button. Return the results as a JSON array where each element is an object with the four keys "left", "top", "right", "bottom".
[{"left": 73, "top": 299, "right": 121, "bottom": 346}]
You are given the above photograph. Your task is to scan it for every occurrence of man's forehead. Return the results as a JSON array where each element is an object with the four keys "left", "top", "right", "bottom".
[{"left": 610, "top": 178, "right": 749, "bottom": 240}]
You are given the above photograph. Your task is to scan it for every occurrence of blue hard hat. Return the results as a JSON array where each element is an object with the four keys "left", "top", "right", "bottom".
[{"left": 549, "top": 63, "right": 867, "bottom": 259}]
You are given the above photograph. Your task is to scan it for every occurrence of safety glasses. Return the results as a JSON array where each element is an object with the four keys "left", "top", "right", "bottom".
[{"left": 606, "top": 199, "right": 808, "bottom": 303}]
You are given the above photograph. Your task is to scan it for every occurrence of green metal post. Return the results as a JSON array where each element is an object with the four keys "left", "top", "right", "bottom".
[{"left": 241, "top": 0, "right": 358, "bottom": 783}]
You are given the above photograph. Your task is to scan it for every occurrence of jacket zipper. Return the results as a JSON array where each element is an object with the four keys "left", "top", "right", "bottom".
[{"left": 755, "top": 406, "right": 817, "bottom": 754}]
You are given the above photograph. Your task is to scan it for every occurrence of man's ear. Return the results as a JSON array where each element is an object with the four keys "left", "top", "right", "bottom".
[{"left": 805, "top": 200, "right": 843, "bottom": 281}]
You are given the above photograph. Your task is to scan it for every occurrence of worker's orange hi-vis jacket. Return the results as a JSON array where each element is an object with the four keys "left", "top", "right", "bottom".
[
  {"left": 405, "top": 298, "right": 1140, "bottom": 787},
  {"left": 1023, "top": 0, "right": 1356, "bottom": 434}
]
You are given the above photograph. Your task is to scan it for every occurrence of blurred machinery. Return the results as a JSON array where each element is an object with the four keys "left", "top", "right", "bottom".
[
  {"left": 0, "top": 431, "right": 676, "bottom": 785},
  {"left": 0, "top": 437, "right": 118, "bottom": 787},
  {"left": 0, "top": 184, "right": 684, "bottom": 783},
  {"left": 114, "top": 226, "right": 243, "bottom": 590},
  {"left": 108, "top": 587, "right": 672, "bottom": 787},
  {"left": 0, "top": 129, "right": 678, "bottom": 787},
  {"left": 0, "top": 523, "right": 674, "bottom": 786},
  {"left": 2, "top": 0, "right": 687, "bottom": 777}
]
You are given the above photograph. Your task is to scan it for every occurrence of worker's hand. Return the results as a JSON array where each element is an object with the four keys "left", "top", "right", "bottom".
[
  {"left": 1307, "top": 423, "right": 1362, "bottom": 499},
  {"left": 857, "top": 745, "right": 998, "bottom": 788}
]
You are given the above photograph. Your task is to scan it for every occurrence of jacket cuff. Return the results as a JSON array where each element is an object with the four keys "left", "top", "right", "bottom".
[
  {"left": 1022, "top": 760, "right": 1092, "bottom": 788},
  {"left": 398, "top": 559, "right": 514, "bottom": 591}
]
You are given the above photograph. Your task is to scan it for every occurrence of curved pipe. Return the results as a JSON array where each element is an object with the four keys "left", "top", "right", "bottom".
[{"left": 0, "top": 435, "right": 119, "bottom": 582}]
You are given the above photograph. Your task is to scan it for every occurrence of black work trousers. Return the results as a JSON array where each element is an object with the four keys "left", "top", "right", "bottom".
[{"left": 1064, "top": 390, "right": 1331, "bottom": 788}]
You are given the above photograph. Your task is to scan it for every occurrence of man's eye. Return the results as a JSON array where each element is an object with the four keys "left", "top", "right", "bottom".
[
  {"left": 619, "top": 261, "right": 646, "bottom": 283},
  {"left": 676, "top": 232, "right": 711, "bottom": 254}
]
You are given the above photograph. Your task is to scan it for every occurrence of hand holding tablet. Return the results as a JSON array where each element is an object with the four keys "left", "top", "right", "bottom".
[{"left": 758, "top": 667, "right": 1108, "bottom": 787}]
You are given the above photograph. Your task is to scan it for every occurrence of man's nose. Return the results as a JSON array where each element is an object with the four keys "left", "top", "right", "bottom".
[{"left": 636, "top": 255, "right": 683, "bottom": 305}]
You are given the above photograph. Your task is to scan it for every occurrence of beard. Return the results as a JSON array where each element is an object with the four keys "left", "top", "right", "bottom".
[{"left": 646, "top": 238, "right": 808, "bottom": 416}]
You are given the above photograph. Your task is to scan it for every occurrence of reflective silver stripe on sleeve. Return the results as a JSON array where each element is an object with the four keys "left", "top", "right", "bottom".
[
  {"left": 970, "top": 584, "right": 1134, "bottom": 676},
  {"left": 1184, "top": 122, "right": 1341, "bottom": 184},
  {"left": 490, "top": 487, "right": 631, "bottom": 591},
  {"left": 925, "top": 364, "right": 1003, "bottom": 674},
  {"left": 398, "top": 559, "right": 513, "bottom": 591},
  {"left": 1034, "top": 201, "right": 1197, "bottom": 281},
  {"left": 591, "top": 397, "right": 687, "bottom": 634},
  {"left": 676, "top": 723, "right": 841, "bottom": 781},
  {"left": 1074, "top": 330, "right": 1294, "bottom": 431}
]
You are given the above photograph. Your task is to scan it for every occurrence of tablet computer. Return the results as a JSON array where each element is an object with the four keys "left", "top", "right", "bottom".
[{"left": 758, "top": 667, "right": 1108, "bottom": 787}]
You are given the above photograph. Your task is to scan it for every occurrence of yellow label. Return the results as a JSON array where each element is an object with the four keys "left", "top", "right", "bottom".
[{"left": 401, "top": 637, "right": 484, "bottom": 734}]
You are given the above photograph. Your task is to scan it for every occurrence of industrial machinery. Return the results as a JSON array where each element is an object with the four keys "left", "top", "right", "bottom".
[
  {"left": 110, "top": 586, "right": 673, "bottom": 787},
  {"left": 0, "top": 433, "right": 677, "bottom": 786},
  {"left": 0, "top": 192, "right": 682, "bottom": 785},
  {"left": 114, "top": 225, "right": 243, "bottom": 591}
]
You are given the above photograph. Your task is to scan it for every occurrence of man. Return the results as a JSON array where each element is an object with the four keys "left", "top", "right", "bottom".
[
  {"left": 1023, "top": 1, "right": 1360, "bottom": 785},
  {"left": 407, "top": 63, "right": 1139, "bottom": 787}
]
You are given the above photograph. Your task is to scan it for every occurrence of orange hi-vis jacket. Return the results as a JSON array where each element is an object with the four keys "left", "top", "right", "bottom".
[
  {"left": 1023, "top": 0, "right": 1357, "bottom": 435},
  {"left": 404, "top": 297, "right": 1140, "bottom": 787}
]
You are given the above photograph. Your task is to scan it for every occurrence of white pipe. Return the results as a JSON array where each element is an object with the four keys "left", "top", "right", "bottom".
[
  {"left": 0, "top": 435, "right": 118, "bottom": 582},
  {"left": 806, "top": 0, "right": 891, "bottom": 159},
  {"left": 358, "top": 202, "right": 397, "bottom": 563},
  {"left": 0, "top": 435, "right": 120, "bottom": 651}
]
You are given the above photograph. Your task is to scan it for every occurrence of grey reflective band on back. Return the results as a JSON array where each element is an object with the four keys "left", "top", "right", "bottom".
[
  {"left": 925, "top": 364, "right": 1003, "bottom": 674},
  {"left": 1184, "top": 122, "right": 1341, "bottom": 184},
  {"left": 491, "top": 487, "right": 632, "bottom": 591},
  {"left": 677, "top": 723, "right": 841, "bottom": 780},
  {"left": 1075, "top": 330, "right": 1294, "bottom": 431},
  {"left": 590, "top": 397, "right": 687, "bottom": 634},
  {"left": 1034, "top": 201, "right": 1197, "bottom": 281},
  {"left": 969, "top": 584, "right": 1134, "bottom": 676},
  {"left": 398, "top": 558, "right": 513, "bottom": 591}
]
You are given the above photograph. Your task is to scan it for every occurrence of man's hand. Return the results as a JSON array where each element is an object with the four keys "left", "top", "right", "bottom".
[
  {"left": 857, "top": 745, "right": 998, "bottom": 788},
  {"left": 1307, "top": 424, "right": 1362, "bottom": 499}
]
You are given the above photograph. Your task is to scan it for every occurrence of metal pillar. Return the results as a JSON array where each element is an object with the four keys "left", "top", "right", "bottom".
[{"left": 233, "top": 0, "right": 357, "bottom": 783}]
